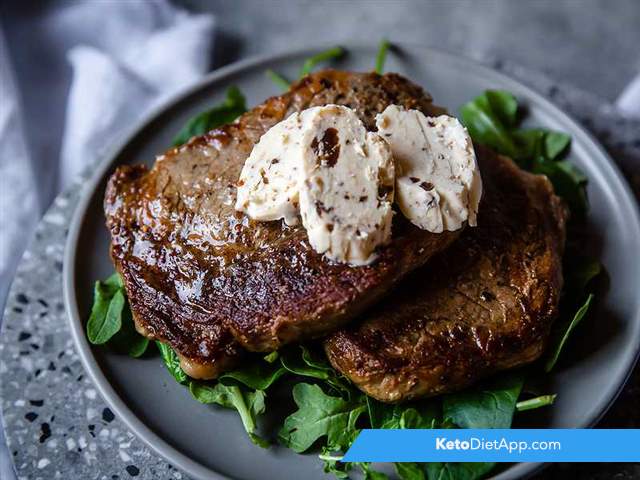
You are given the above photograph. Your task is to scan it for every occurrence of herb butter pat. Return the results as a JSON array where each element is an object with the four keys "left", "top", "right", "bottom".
[
  {"left": 235, "top": 113, "right": 307, "bottom": 225},
  {"left": 298, "top": 106, "right": 395, "bottom": 265},
  {"left": 376, "top": 105, "right": 482, "bottom": 233},
  {"left": 236, "top": 105, "right": 394, "bottom": 265}
]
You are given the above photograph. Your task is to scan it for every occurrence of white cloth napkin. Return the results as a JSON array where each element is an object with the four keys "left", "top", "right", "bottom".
[
  {"left": 0, "top": 2, "right": 215, "bottom": 478},
  {"left": 0, "top": 0, "right": 215, "bottom": 302},
  {"left": 59, "top": 3, "right": 215, "bottom": 188},
  {"left": 616, "top": 73, "right": 640, "bottom": 119}
]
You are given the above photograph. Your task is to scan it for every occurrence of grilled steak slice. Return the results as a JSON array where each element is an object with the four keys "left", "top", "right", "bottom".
[
  {"left": 105, "top": 70, "right": 459, "bottom": 378},
  {"left": 324, "top": 146, "right": 567, "bottom": 402}
]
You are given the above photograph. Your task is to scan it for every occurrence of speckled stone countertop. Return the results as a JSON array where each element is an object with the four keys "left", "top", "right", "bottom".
[{"left": 0, "top": 63, "right": 638, "bottom": 480}]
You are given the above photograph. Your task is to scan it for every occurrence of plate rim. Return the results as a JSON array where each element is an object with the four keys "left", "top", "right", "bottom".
[{"left": 63, "top": 42, "right": 640, "bottom": 480}]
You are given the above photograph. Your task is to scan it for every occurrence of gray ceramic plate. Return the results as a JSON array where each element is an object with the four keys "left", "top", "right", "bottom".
[{"left": 64, "top": 44, "right": 640, "bottom": 480}]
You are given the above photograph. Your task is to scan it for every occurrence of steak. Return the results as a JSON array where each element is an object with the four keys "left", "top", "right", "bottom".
[
  {"left": 104, "top": 70, "right": 459, "bottom": 379},
  {"left": 324, "top": 146, "right": 568, "bottom": 402}
]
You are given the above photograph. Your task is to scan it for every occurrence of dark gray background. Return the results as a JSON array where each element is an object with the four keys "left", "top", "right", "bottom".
[
  {"left": 1, "top": 0, "right": 639, "bottom": 209},
  {"left": 1, "top": 1, "right": 639, "bottom": 479}
]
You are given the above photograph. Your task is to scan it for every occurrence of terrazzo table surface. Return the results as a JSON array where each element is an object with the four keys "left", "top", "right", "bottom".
[{"left": 1, "top": 62, "right": 639, "bottom": 480}]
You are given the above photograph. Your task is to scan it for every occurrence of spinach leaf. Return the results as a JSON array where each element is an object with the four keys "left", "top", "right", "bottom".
[
  {"left": 156, "top": 341, "right": 188, "bottom": 384},
  {"left": 189, "top": 382, "right": 269, "bottom": 447},
  {"left": 299, "top": 46, "right": 344, "bottom": 78},
  {"left": 426, "top": 462, "right": 496, "bottom": 480},
  {"left": 545, "top": 294, "right": 594, "bottom": 372},
  {"left": 110, "top": 302, "right": 149, "bottom": 357},
  {"left": 532, "top": 158, "right": 587, "bottom": 215},
  {"left": 87, "top": 272, "right": 150, "bottom": 354},
  {"left": 278, "top": 383, "right": 366, "bottom": 453},
  {"left": 544, "top": 131, "right": 571, "bottom": 160},
  {"left": 516, "top": 394, "right": 557, "bottom": 411},
  {"left": 460, "top": 93, "right": 517, "bottom": 158},
  {"left": 395, "top": 462, "right": 426, "bottom": 480},
  {"left": 485, "top": 90, "right": 518, "bottom": 127},
  {"left": 362, "top": 464, "right": 389, "bottom": 480},
  {"left": 219, "top": 358, "right": 287, "bottom": 390},
  {"left": 265, "top": 69, "right": 290, "bottom": 91},
  {"left": 443, "top": 373, "right": 524, "bottom": 429},
  {"left": 172, "top": 86, "right": 247, "bottom": 146},
  {"left": 564, "top": 256, "right": 602, "bottom": 294},
  {"left": 375, "top": 39, "right": 391, "bottom": 74},
  {"left": 461, "top": 91, "right": 587, "bottom": 214},
  {"left": 367, "top": 396, "right": 439, "bottom": 430},
  {"left": 281, "top": 345, "right": 353, "bottom": 397},
  {"left": 127, "top": 336, "right": 149, "bottom": 358},
  {"left": 266, "top": 46, "right": 344, "bottom": 92},
  {"left": 263, "top": 351, "right": 279, "bottom": 363},
  {"left": 364, "top": 399, "right": 438, "bottom": 479},
  {"left": 87, "top": 273, "right": 124, "bottom": 344}
]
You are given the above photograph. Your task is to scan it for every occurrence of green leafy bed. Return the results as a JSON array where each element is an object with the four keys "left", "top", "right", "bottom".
[{"left": 86, "top": 43, "right": 602, "bottom": 479}]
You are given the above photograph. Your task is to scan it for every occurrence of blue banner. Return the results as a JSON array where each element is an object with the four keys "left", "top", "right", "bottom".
[{"left": 343, "top": 429, "right": 640, "bottom": 462}]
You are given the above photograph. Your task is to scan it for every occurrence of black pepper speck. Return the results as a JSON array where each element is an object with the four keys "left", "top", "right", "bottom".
[
  {"left": 16, "top": 293, "right": 29, "bottom": 304},
  {"left": 39, "top": 422, "right": 51, "bottom": 443},
  {"left": 102, "top": 408, "right": 115, "bottom": 423},
  {"left": 24, "top": 412, "right": 38, "bottom": 422},
  {"left": 126, "top": 465, "right": 140, "bottom": 477}
]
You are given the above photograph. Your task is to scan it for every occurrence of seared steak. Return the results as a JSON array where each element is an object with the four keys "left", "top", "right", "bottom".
[
  {"left": 324, "top": 146, "right": 567, "bottom": 402},
  {"left": 104, "top": 70, "right": 459, "bottom": 378}
]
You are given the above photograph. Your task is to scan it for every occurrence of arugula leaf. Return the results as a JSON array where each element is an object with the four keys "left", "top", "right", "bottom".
[
  {"left": 395, "top": 462, "right": 425, "bottom": 480},
  {"left": 278, "top": 383, "right": 366, "bottom": 453},
  {"left": 545, "top": 294, "right": 594, "bottom": 372},
  {"left": 516, "top": 394, "right": 557, "bottom": 411},
  {"left": 156, "top": 341, "right": 188, "bottom": 384},
  {"left": 320, "top": 448, "right": 352, "bottom": 479},
  {"left": 299, "top": 46, "right": 344, "bottom": 78},
  {"left": 375, "top": 39, "right": 391, "bottom": 74},
  {"left": 265, "top": 69, "right": 290, "bottom": 91},
  {"left": 366, "top": 396, "right": 396, "bottom": 429},
  {"left": 443, "top": 373, "right": 524, "bottom": 429},
  {"left": 172, "top": 86, "right": 247, "bottom": 146},
  {"left": 87, "top": 273, "right": 124, "bottom": 344},
  {"left": 319, "top": 450, "right": 387, "bottom": 480},
  {"left": 189, "top": 382, "right": 269, "bottom": 447},
  {"left": 426, "top": 462, "right": 495, "bottom": 480}
]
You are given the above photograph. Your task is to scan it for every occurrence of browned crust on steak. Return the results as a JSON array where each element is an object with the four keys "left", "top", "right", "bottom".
[
  {"left": 323, "top": 145, "right": 568, "bottom": 402},
  {"left": 104, "top": 70, "right": 458, "bottom": 377}
]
